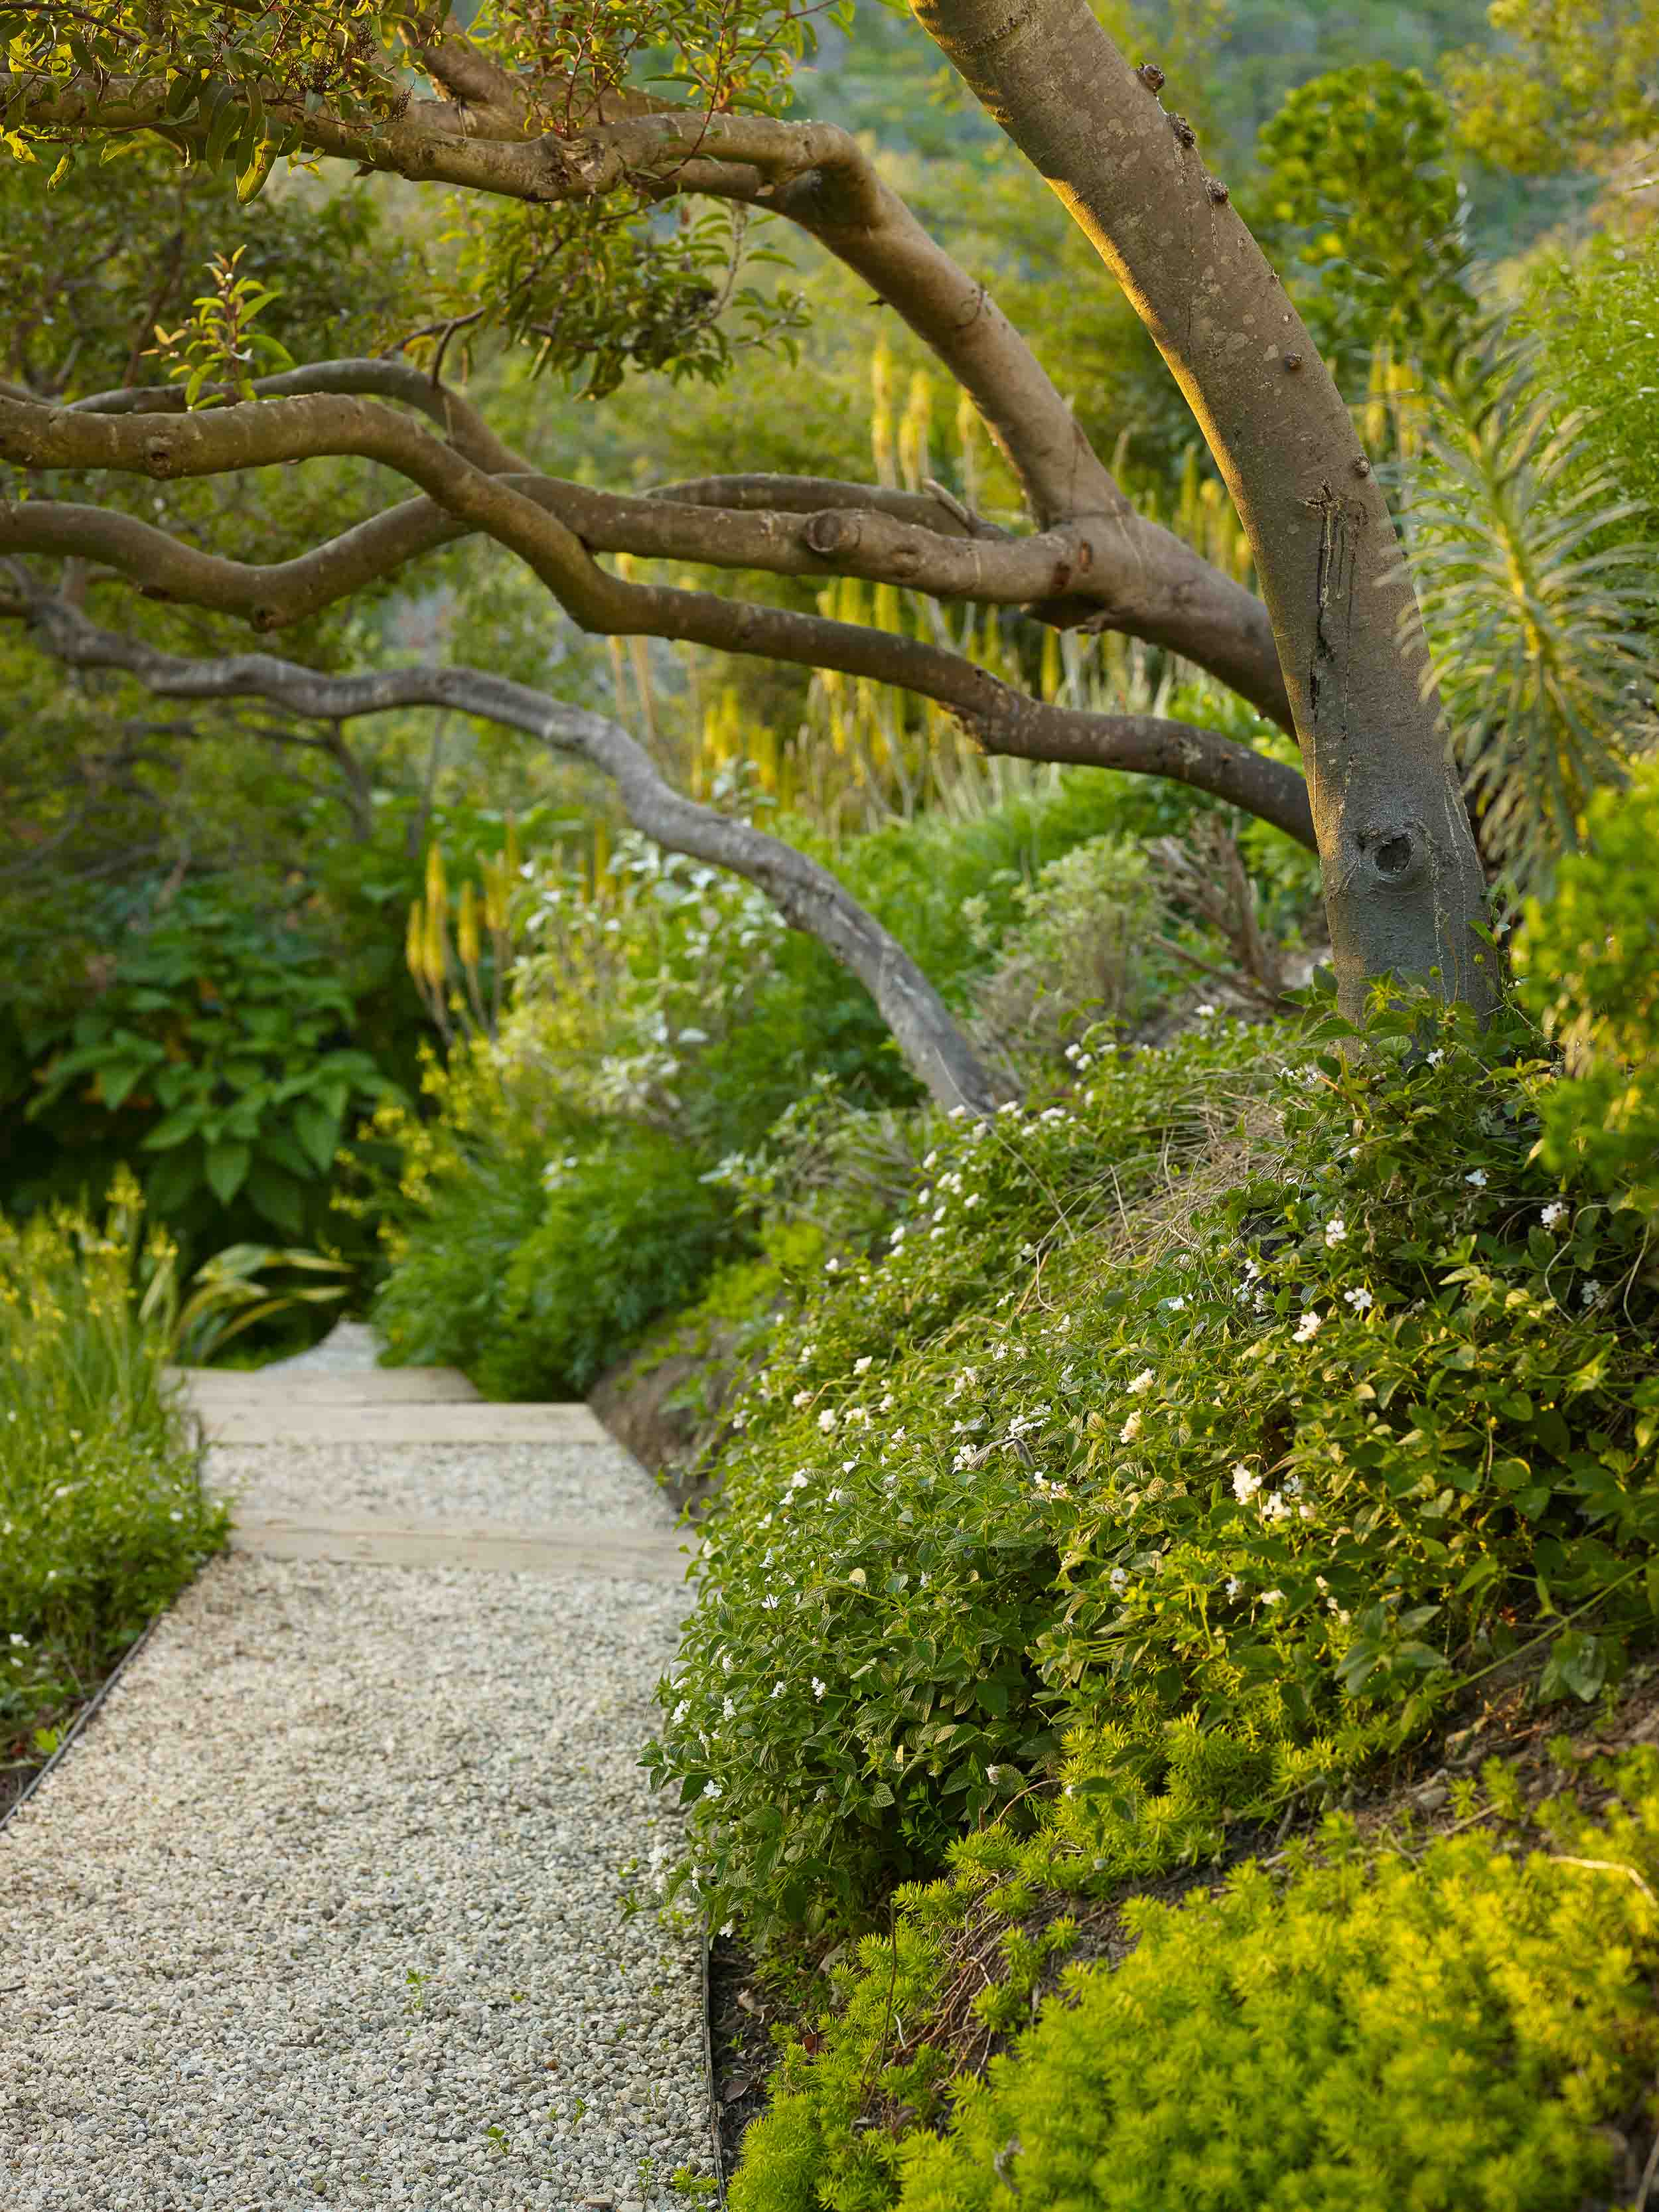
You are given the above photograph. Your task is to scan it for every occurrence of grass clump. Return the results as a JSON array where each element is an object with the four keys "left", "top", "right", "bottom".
[{"left": 1, "top": 1174, "right": 226, "bottom": 1773}]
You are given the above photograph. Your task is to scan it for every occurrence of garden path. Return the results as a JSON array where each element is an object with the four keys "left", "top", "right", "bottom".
[{"left": 0, "top": 1328, "right": 710, "bottom": 2211}]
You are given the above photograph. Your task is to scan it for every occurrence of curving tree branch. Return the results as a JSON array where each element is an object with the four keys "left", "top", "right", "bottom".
[
  {"left": 0, "top": 386, "right": 1313, "bottom": 845},
  {"left": 6, "top": 582, "right": 1013, "bottom": 1116}
]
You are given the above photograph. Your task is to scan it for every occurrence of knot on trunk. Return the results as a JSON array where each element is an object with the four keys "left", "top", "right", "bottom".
[{"left": 804, "top": 510, "right": 861, "bottom": 557}]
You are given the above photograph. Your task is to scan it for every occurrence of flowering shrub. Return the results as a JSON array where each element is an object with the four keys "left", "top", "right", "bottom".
[
  {"left": 649, "top": 991, "right": 1659, "bottom": 1948},
  {"left": 738, "top": 1749, "right": 1659, "bottom": 2212},
  {"left": 644, "top": 1019, "right": 1289, "bottom": 1931}
]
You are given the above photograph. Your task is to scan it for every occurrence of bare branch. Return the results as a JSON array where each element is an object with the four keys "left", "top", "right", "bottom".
[
  {"left": 66, "top": 358, "right": 531, "bottom": 475},
  {"left": 0, "top": 386, "right": 1311, "bottom": 844},
  {"left": 15, "top": 588, "right": 1013, "bottom": 1116}
]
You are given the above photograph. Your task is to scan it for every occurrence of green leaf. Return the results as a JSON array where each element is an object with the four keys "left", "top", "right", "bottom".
[
  {"left": 244, "top": 1162, "right": 306, "bottom": 1237},
  {"left": 143, "top": 1106, "right": 208, "bottom": 1151},
  {"left": 204, "top": 1141, "right": 252, "bottom": 1205},
  {"left": 292, "top": 1098, "right": 343, "bottom": 1175}
]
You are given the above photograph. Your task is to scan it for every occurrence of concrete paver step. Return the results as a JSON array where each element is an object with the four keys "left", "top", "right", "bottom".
[
  {"left": 167, "top": 1365, "right": 479, "bottom": 1402},
  {"left": 228, "top": 1514, "right": 691, "bottom": 1577},
  {"left": 190, "top": 1401, "right": 612, "bottom": 1446}
]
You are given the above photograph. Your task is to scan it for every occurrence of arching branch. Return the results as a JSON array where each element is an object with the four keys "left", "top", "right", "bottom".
[
  {"left": 7, "top": 585, "right": 1013, "bottom": 1117},
  {"left": 0, "top": 386, "right": 1312, "bottom": 845}
]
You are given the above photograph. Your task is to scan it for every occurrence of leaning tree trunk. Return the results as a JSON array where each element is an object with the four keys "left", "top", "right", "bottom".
[{"left": 912, "top": 0, "right": 1495, "bottom": 1017}]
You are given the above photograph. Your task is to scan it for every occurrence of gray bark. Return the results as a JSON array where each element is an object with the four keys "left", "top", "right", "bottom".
[{"left": 911, "top": 0, "right": 1495, "bottom": 1013}]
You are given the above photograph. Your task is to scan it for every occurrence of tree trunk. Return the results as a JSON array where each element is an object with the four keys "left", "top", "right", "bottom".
[{"left": 912, "top": 0, "right": 1495, "bottom": 1016}]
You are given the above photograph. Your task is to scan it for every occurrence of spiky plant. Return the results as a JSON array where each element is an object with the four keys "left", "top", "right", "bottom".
[{"left": 1397, "top": 329, "right": 1659, "bottom": 893}]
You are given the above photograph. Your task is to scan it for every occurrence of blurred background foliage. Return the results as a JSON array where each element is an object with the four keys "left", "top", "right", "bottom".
[{"left": 0, "top": 0, "right": 1654, "bottom": 1370}]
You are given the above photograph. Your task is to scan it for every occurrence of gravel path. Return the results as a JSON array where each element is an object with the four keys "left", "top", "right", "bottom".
[
  {"left": 211, "top": 1441, "right": 673, "bottom": 1533},
  {"left": 0, "top": 1338, "right": 709, "bottom": 2210}
]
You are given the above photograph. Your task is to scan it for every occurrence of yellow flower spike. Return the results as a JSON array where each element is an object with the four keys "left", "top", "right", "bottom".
[
  {"left": 457, "top": 879, "right": 480, "bottom": 970},
  {"left": 422, "top": 892, "right": 447, "bottom": 988},
  {"left": 424, "top": 840, "right": 447, "bottom": 919}
]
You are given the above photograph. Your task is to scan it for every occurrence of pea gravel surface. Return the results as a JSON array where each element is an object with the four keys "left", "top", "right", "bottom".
[
  {"left": 211, "top": 1440, "right": 673, "bottom": 1534},
  {"left": 0, "top": 1355, "right": 711, "bottom": 2211}
]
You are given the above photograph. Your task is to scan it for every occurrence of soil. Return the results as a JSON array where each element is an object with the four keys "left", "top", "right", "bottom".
[{"left": 707, "top": 1935, "right": 782, "bottom": 2185}]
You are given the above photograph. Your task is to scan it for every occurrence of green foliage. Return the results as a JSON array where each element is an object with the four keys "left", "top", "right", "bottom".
[
  {"left": 480, "top": 1128, "right": 747, "bottom": 1398},
  {"left": 1518, "top": 222, "right": 1659, "bottom": 553},
  {"left": 366, "top": 780, "right": 1202, "bottom": 1400},
  {"left": 649, "top": 986, "right": 1659, "bottom": 1946},
  {"left": 1516, "top": 758, "right": 1659, "bottom": 1216},
  {"left": 1249, "top": 62, "right": 1474, "bottom": 387},
  {"left": 437, "top": 193, "right": 810, "bottom": 399},
  {"left": 645, "top": 1020, "right": 1287, "bottom": 1935},
  {"left": 1401, "top": 330, "right": 1659, "bottom": 887},
  {"left": 143, "top": 243, "right": 293, "bottom": 405},
  {"left": 964, "top": 835, "right": 1173, "bottom": 1065},
  {"left": 23, "top": 875, "right": 402, "bottom": 1250},
  {"left": 1, "top": 1174, "right": 228, "bottom": 1756},
  {"left": 1445, "top": 0, "right": 1659, "bottom": 177},
  {"left": 0, "top": 143, "right": 417, "bottom": 397},
  {"left": 790, "top": 1753, "right": 1659, "bottom": 2212}
]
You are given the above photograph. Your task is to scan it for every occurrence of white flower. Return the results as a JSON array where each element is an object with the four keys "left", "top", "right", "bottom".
[
  {"left": 854, "top": 1356, "right": 873, "bottom": 1375},
  {"left": 1166, "top": 1295, "right": 1186, "bottom": 1312},
  {"left": 1425, "top": 1048, "right": 1445, "bottom": 1067},
  {"left": 1109, "top": 1566, "right": 1127, "bottom": 1589},
  {"left": 792, "top": 1389, "right": 812, "bottom": 1409},
  {"left": 879, "top": 1393, "right": 897, "bottom": 1412},
  {"left": 828, "top": 1488, "right": 846, "bottom": 1505},
  {"left": 1262, "top": 1589, "right": 1285, "bottom": 1606},
  {"left": 1196, "top": 1002, "right": 1217, "bottom": 1019},
  {"left": 985, "top": 1765, "right": 1003, "bottom": 1785},
  {"left": 1225, "top": 1578, "right": 1241, "bottom": 1599},
  {"left": 1126, "top": 1368, "right": 1156, "bottom": 1397},
  {"left": 1582, "top": 1279, "right": 1603, "bottom": 1306},
  {"left": 826, "top": 1257, "right": 840, "bottom": 1274},
  {"left": 812, "top": 1678, "right": 827, "bottom": 1700},
  {"left": 702, "top": 1781, "right": 723, "bottom": 1801},
  {"left": 1232, "top": 1464, "right": 1262, "bottom": 1503},
  {"left": 1260, "top": 1492, "right": 1291, "bottom": 1524},
  {"left": 1293, "top": 1310, "right": 1323, "bottom": 1343},
  {"left": 672, "top": 1701, "right": 690, "bottom": 1726},
  {"left": 772, "top": 1681, "right": 785, "bottom": 1698},
  {"left": 8, "top": 1634, "right": 26, "bottom": 1649},
  {"left": 761, "top": 1593, "right": 780, "bottom": 1611},
  {"left": 890, "top": 1225, "right": 906, "bottom": 1245},
  {"left": 817, "top": 1408, "right": 837, "bottom": 1434},
  {"left": 790, "top": 1471, "right": 810, "bottom": 1490},
  {"left": 723, "top": 1696, "right": 737, "bottom": 1720},
  {"left": 1542, "top": 1202, "right": 1568, "bottom": 1230},
  {"left": 1342, "top": 1286, "right": 1374, "bottom": 1312},
  {"left": 1119, "top": 1412, "right": 1143, "bottom": 1443},
  {"left": 1324, "top": 1217, "right": 1346, "bottom": 1248},
  {"left": 1465, "top": 1169, "right": 1488, "bottom": 1189}
]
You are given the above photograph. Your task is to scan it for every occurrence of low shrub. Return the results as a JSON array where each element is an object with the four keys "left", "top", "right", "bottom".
[
  {"left": 739, "top": 1749, "right": 1659, "bottom": 2212},
  {"left": 1, "top": 1175, "right": 227, "bottom": 1764},
  {"left": 650, "top": 988, "right": 1659, "bottom": 1950}
]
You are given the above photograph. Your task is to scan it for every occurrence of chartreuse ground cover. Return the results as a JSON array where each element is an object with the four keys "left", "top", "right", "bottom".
[
  {"left": 643, "top": 769, "right": 1659, "bottom": 2209},
  {"left": 1, "top": 1175, "right": 226, "bottom": 1779}
]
